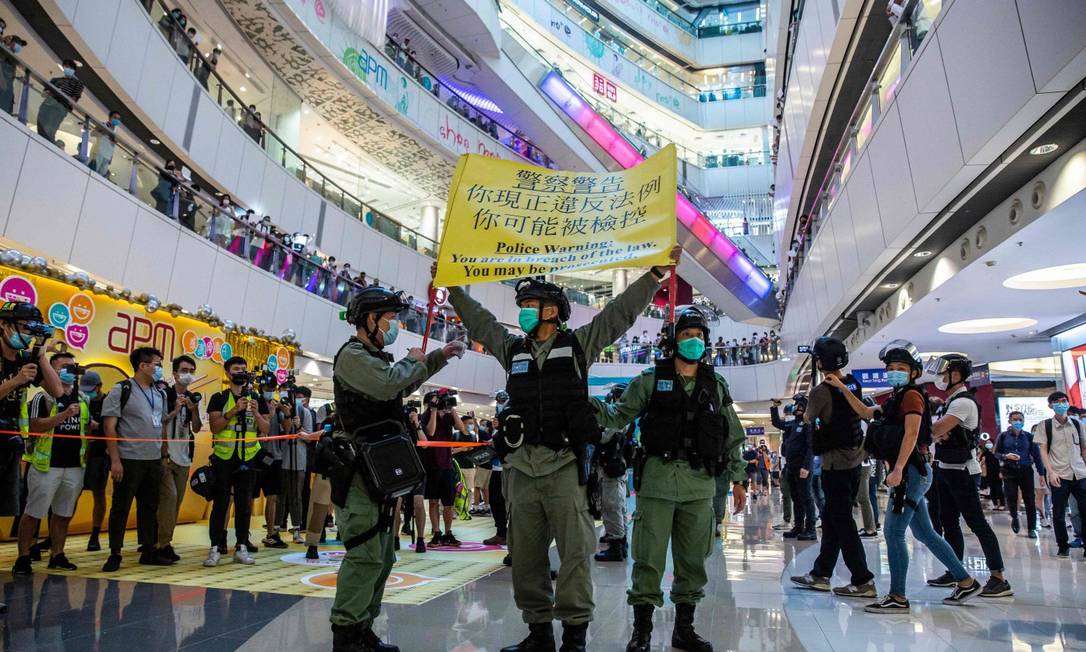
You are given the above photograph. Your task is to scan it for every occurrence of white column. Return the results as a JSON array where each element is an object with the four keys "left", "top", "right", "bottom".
[
  {"left": 612, "top": 269, "right": 629, "bottom": 297},
  {"left": 419, "top": 202, "right": 441, "bottom": 241}
]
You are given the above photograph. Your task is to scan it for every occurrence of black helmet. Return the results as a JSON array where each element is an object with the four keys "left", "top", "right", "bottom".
[
  {"left": 791, "top": 393, "right": 808, "bottom": 407},
  {"left": 495, "top": 390, "right": 509, "bottom": 403},
  {"left": 608, "top": 383, "right": 628, "bottom": 402},
  {"left": 811, "top": 336, "right": 848, "bottom": 371},
  {"left": 675, "top": 307, "right": 710, "bottom": 341},
  {"left": 515, "top": 277, "right": 570, "bottom": 322},
  {"left": 0, "top": 301, "right": 43, "bottom": 323},
  {"left": 878, "top": 339, "right": 922, "bottom": 371},
  {"left": 345, "top": 287, "right": 409, "bottom": 327},
  {"left": 927, "top": 353, "right": 973, "bottom": 383}
]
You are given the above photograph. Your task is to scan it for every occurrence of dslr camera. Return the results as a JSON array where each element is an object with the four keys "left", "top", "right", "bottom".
[{"left": 425, "top": 388, "right": 458, "bottom": 410}]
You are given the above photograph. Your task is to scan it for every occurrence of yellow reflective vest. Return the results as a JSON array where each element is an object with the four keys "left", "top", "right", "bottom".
[
  {"left": 212, "top": 392, "right": 259, "bottom": 462},
  {"left": 27, "top": 395, "right": 90, "bottom": 472}
]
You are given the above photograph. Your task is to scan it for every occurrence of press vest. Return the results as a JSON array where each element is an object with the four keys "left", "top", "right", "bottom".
[
  {"left": 332, "top": 338, "right": 406, "bottom": 440},
  {"left": 638, "top": 360, "right": 727, "bottom": 474},
  {"left": 504, "top": 330, "right": 595, "bottom": 450},
  {"left": 27, "top": 396, "right": 90, "bottom": 471},
  {"left": 813, "top": 375, "right": 864, "bottom": 454},
  {"left": 935, "top": 392, "right": 980, "bottom": 464},
  {"left": 212, "top": 392, "right": 260, "bottom": 461}
]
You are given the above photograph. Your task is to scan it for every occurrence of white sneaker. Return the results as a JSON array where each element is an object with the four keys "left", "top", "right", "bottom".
[
  {"left": 292, "top": 528, "right": 305, "bottom": 544},
  {"left": 233, "top": 548, "right": 256, "bottom": 565},
  {"left": 203, "top": 547, "right": 221, "bottom": 567}
]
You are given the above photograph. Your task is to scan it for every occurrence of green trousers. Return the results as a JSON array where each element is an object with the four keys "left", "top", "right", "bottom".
[
  {"left": 629, "top": 493, "right": 715, "bottom": 607},
  {"left": 329, "top": 475, "right": 394, "bottom": 627},
  {"left": 712, "top": 474, "right": 730, "bottom": 521},
  {"left": 507, "top": 462, "right": 594, "bottom": 624}
]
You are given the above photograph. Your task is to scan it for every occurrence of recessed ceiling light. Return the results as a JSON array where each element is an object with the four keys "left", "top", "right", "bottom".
[
  {"left": 1004, "top": 263, "right": 1086, "bottom": 290},
  {"left": 244, "top": 72, "right": 251, "bottom": 79},
  {"left": 881, "top": 283, "right": 899, "bottom": 289},
  {"left": 239, "top": 86, "right": 247, "bottom": 92},
  {"left": 938, "top": 317, "right": 1037, "bottom": 334},
  {"left": 913, "top": 250, "right": 933, "bottom": 258},
  {"left": 1029, "top": 143, "right": 1059, "bottom": 156}
]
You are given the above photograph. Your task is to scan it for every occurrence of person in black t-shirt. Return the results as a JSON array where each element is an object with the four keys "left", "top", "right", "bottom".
[
  {"left": 78, "top": 371, "right": 107, "bottom": 551},
  {"left": 422, "top": 390, "right": 469, "bottom": 547}
]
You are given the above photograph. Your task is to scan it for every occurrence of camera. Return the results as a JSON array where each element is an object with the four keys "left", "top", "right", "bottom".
[
  {"left": 189, "top": 392, "right": 203, "bottom": 405},
  {"left": 61, "top": 363, "right": 89, "bottom": 376},
  {"left": 425, "top": 388, "right": 458, "bottom": 410},
  {"left": 25, "top": 321, "right": 54, "bottom": 339},
  {"left": 405, "top": 399, "right": 422, "bottom": 412}
]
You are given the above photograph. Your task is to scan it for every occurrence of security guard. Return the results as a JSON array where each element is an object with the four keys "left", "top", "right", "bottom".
[
  {"left": 593, "top": 307, "right": 745, "bottom": 652},
  {"left": 438, "top": 246, "right": 678, "bottom": 652},
  {"left": 330, "top": 287, "right": 464, "bottom": 652},
  {"left": 594, "top": 383, "right": 634, "bottom": 562}
]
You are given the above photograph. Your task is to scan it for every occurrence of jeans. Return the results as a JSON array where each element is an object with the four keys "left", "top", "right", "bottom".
[
  {"left": 208, "top": 456, "right": 255, "bottom": 550},
  {"left": 927, "top": 465, "right": 942, "bottom": 535},
  {"left": 810, "top": 467, "right": 873, "bottom": 586},
  {"left": 1051, "top": 476, "right": 1086, "bottom": 550},
  {"left": 787, "top": 465, "right": 815, "bottom": 533},
  {"left": 884, "top": 464, "right": 969, "bottom": 597},
  {"left": 107, "top": 458, "right": 162, "bottom": 554},
  {"left": 935, "top": 466, "right": 1004, "bottom": 571},
  {"left": 1002, "top": 465, "right": 1036, "bottom": 530}
]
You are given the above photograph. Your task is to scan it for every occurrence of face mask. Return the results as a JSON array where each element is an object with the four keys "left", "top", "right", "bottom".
[
  {"left": 63, "top": 67, "right": 75, "bottom": 77},
  {"left": 110, "top": 118, "right": 121, "bottom": 127},
  {"left": 263, "top": 391, "right": 274, "bottom": 400},
  {"left": 231, "top": 371, "right": 249, "bottom": 385},
  {"left": 1011, "top": 421, "right": 1024, "bottom": 430},
  {"left": 84, "top": 390, "right": 97, "bottom": 401},
  {"left": 6, "top": 331, "right": 29, "bottom": 350},
  {"left": 468, "top": 426, "right": 476, "bottom": 433},
  {"left": 886, "top": 370, "right": 910, "bottom": 388},
  {"left": 381, "top": 318, "right": 399, "bottom": 346},
  {"left": 518, "top": 307, "right": 540, "bottom": 334},
  {"left": 177, "top": 372, "right": 195, "bottom": 386},
  {"left": 934, "top": 378, "right": 949, "bottom": 392},
  {"left": 152, "top": 366, "right": 164, "bottom": 382},
  {"left": 985, "top": 443, "right": 994, "bottom": 450},
  {"left": 1053, "top": 403, "right": 1071, "bottom": 416},
  {"left": 58, "top": 371, "right": 77, "bottom": 385},
  {"left": 677, "top": 337, "right": 706, "bottom": 361},
  {"left": 13, "top": 44, "right": 22, "bottom": 54}
]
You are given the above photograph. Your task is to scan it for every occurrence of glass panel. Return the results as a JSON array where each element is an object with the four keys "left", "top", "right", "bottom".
[
  {"left": 856, "top": 103, "right": 874, "bottom": 150},
  {"left": 878, "top": 44, "right": 903, "bottom": 108}
]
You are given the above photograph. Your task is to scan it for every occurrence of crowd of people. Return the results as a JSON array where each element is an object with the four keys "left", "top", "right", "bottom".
[{"left": 599, "top": 329, "right": 782, "bottom": 367}]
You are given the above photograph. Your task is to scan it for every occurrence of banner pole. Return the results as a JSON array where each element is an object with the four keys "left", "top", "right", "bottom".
[
  {"left": 667, "top": 266, "right": 678, "bottom": 324},
  {"left": 421, "top": 284, "right": 438, "bottom": 353}
]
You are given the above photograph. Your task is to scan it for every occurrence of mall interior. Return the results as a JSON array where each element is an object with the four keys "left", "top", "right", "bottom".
[{"left": 0, "top": 0, "right": 1084, "bottom": 649}]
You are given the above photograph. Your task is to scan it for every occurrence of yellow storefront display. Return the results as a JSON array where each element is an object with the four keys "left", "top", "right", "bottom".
[{"left": 434, "top": 144, "right": 677, "bottom": 287}]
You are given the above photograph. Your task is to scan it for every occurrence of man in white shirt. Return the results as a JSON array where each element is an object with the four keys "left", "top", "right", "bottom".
[
  {"left": 927, "top": 355, "right": 1010, "bottom": 597},
  {"left": 1035, "top": 391, "right": 1086, "bottom": 558}
]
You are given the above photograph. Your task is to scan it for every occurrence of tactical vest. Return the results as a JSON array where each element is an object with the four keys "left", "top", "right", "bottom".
[
  {"left": 504, "top": 331, "right": 595, "bottom": 450},
  {"left": 28, "top": 396, "right": 90, "bottom": 472},
  {"left": 333, "top": 338, "right": 406, "bottom": 441},
  {"left": 935, "top": 392, "right": 980, "bottom": 464},
  {"left": 212, "top": 392, "right": 260, "bottom": 462},
  {"left": 638, "top": 360, "right": 727, "bottom": 474},
  {"left": 813, "top": 374, "right": 864, "bottom": 454}
]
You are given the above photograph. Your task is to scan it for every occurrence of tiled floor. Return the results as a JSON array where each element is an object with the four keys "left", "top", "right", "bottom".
[{"left": 2, "top": 490, "right": 1086, "bottom": 650}]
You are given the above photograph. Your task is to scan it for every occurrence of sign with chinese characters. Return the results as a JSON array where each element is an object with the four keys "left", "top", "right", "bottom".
[
  {"left": 433, "top": 145, "right": 677, "bottom": 286},
  {"left": 592, "top": 73, "right": 618, "bottom": 102},
  {"left": 853, "top": 368, "right": 889, "bottom": 389},
  {"left": 745, "top": 426, "right": 765, "bottom": 437}
]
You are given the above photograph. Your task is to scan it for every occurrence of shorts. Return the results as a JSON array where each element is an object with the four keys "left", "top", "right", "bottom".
[
  {"left": 25, "top": 466, "right": 84, "bottom": 519},
  {"left": 424, "top": 469, "right": 457, "bottom": 507},
  {"left": 310, "top": 475, "right": 332, "bottom": 505},
  {"left": 254, "top": 465, "right": 282, "bottom": 497},
  {"left": 474, "top": 467, "right": 492, "bottom": 491},
  {"left": 83, "top": 456, "right": 110, "bottom": 492}
]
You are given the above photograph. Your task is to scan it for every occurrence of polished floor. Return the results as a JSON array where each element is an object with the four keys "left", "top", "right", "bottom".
[{"left": 2, "top": 489, "right": 1085, "bottom": 651}]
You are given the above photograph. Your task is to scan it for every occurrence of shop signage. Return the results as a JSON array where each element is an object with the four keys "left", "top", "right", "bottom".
[{"left": 592, "top": 73, "right": 618, "bottom": 102}]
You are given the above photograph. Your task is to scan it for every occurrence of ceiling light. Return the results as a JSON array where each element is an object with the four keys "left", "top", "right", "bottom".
[
  {"left": 1004, "top": 263, "right": 1086, "bottom": 290},
  {"left": 1029, "top": 143, "right": 1059, "bottom": 156},
  {"left": 149, "top": 138, "right": 160, "bottom": 145},
  {"left": 938, "top": 317, "right": 1037, "bottom": 334},
  {"left": 239, "top": 86, "right": 247, "bottom": 92},
  {"left": 244, "top": 72, "right": 251, "bottom": 79},
  {"left": 913, "top": 250, "right": 933, "bottom": 258},
  {"left": 881, "top": 283, "right": 899, "bottom": 289}
]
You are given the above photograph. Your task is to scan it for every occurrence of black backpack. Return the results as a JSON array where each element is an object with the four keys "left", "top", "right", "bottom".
[
  {"left": 864, "top": 386, "right": 931, "bottom": 466},
  {"left": 1044, "top": 418, "right": 1083, "bottom": 450}
]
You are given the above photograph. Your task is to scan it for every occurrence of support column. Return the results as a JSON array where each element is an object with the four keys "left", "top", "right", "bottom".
[
  {"left": 612, "top": 269, "right": 629, "bottom": 297},
  {"left": 419, "top": 202, "right": 442, "bottom": 242}
]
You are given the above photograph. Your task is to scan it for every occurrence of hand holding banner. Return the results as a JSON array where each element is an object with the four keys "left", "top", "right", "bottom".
[{"left": 433, "top": 144, "right": 678, "bottom": 287}]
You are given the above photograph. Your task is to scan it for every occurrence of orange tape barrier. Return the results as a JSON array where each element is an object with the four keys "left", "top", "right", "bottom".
[{"left": 1, "top": 429, "right": 490, "bottom": 446}]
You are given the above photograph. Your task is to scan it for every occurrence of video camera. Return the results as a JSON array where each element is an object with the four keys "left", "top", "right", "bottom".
[
  {"left": 61, "top": 363, "right": 89, "bottom": 377},
  {"left": 24, "top": 321, "right": 54, "bottom": 339},
  {"left": 425, "top": 388, "right": 458, "bottom": 410}
]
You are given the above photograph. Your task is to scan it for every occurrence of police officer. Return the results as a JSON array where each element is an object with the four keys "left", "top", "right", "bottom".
[
  {"left": 438, "top": 246, "right": 678, "bottom": 652},
  {"left": 330, "top": 287, "right": 464, "bottom": 652},
  {"left": 594, "top": 383, "right": 634, "bottom": 562},
  {"left": 593, "top": 308, "right": 746, "bottom": 652},
  {"left": 772, "top": 394, "right": 816, "bottom": 541}
]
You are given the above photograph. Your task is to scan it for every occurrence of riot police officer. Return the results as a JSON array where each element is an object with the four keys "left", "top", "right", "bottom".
[
  {"left": 437, "top": 247, "right": 678, "bottom": 652},
  {"left": 593, "top": 308, "right": 747, "bottom": 652},
  {"left": 594, "top": 383, "right": 634, "bottom": 562},
  {"left": 771, "top": 394, "right": 816, "bottom": 541},
  {"left": 329, "top": 287, "right": 464, "bottom": 652}
]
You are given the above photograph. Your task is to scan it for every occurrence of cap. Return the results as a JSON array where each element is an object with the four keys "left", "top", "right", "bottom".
[{"left": 79, "top": 371, "right": 102, "bottom": 391}]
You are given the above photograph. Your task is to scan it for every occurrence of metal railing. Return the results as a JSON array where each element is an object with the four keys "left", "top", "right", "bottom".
[{"left": 635, "top": 0, "right": 764, "bottom": 38}]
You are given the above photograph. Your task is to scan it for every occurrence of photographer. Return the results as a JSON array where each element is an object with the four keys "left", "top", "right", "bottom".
[
  {"left": 255, "top": 373, "right": 287, "bottom": 550},
  {"left": 594, "top": 383, "right": 633, "bottom": 563},
  {"left": 155, "top": 355, "right": 202, "bottom": 562},
  {"left": 458, "top": 413, "right": 480, "bottom": 514},
  {"left": 79, "top": 371, "right": 107, "bottom": 552},
  {"left": 393, "top": 403, "right": 428, "bottom": 553},
  {"left": 280, "top": 385, "right": 313, "bottom": 544},
  {"left": 203, "top": 357, "right": 270, "bottom": 567},
  {"left": 12, "top": 352, "right": 89, "bottom": 575},
  {"left": 422, "top": 388, "right": 468, "bottom": 547}
]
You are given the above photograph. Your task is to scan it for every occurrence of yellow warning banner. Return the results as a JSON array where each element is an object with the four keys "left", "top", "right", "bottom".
[{"left": 433, "top": 144, "right": 677, "bottom": 286}]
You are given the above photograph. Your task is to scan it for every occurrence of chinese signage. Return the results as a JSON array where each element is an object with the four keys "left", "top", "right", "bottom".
[
  {"left": 433, "top": 145, "right": 677, "bottom": 286},
  {"left": 745, "top": 426, "right": 765, "bottom": 437},
  {"left": 853, "top": 368, "right": 889, "bottom": 389},
  {"left": 592, "top": 73, "right": 618, "bottom": 102}
]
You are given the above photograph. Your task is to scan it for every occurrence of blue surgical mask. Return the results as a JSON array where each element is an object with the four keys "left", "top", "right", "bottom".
[
  {"left": 1053, "top": 403, "right": 1070, "bottom": 416},
  {"left": 84, "top": 390, "right": 97, "bottom": 401},
  {"left": 13, "top": 44, "right": 22, "bottom": 54},
  {"left": 518, "top": 307, "right": 540, "bottom": 334},
  {"left": 152, "top": 365, "right": 164, "bottom": 382},
  {"left": 6, "top": 331, "right": 29, "bottom": 350},
  {"left": 677, "top": 337, "right": 706, "bottom": 361},
  {"left": 58, "top": 371, "right": 77, "bottom": 385},
  {"left": 110, "top": 117, "right": 121, "bottom": 127},
  {"left": 886, "top": 370, "right": 910, "bottom": 388},
  {"left": 382, "top": 318, "right": 399, "bottom": 345},
  {"left": 263, "top": 391, "right": 274, "bottom": 400},
  {"left": 1011, "top": 421, "right": 1024, "bottom": 430},
  {"left": 63, "top": 67, "right": 75, "bottom": 77},
  {"left": 985, "top": 443, "right": 994, "bottom": 450}
]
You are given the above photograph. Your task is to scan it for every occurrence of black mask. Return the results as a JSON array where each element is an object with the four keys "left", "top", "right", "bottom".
[{"left": 231, "top": 371, "right": 250, "bottom": 386}]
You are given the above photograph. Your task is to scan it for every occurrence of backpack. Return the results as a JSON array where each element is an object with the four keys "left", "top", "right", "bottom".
[
  {"left": 1044, "top": 418, "right": 1083, "bottom": 450},
  {"left": 864, "top": 387, "right": 930, "bottom": 469}
]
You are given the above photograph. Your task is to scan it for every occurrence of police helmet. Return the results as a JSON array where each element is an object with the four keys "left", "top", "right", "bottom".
[
  {"left": 675, "top": 307, "right": 710, "bottom": 343},
  {"left": 811, "top": 336, "right": 849, "bottom": 371},
  {"left": 878, "top": 339, "right": 923, "bottom": 371},
  {"left": 0, "top": 301, "right": 43, "bottom": 323},
  {"left": 791, "top": 393, "right": 808, "bottom": 406},
  {"left": 514, "top": 277, "right": 571, "bottom": 322},
  {"left": 608, "top": 383, "right": 628, "bottom": 402},
  {"left": 345, "top": 287, "right": 409, "bottom": 327},
  {"left": 926, "top": 353, "right": 973, "bottom": 383},
  {"left": 495, "top": 390, "right": 509, "bottom": 404}
]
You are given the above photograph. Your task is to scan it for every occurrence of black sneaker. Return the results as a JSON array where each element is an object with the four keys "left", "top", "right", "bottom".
[
  {"left": 790, "top": 574, "right": 830, "bottom": 592},
  {"left": 859, "top": 530, "right": 879, "bottom": 538},
  {"left": 102, "top": 554, "right": 122, "bottom": 572},
  {"left": 262, "top": 534, "right": 289, "bottom": 550},
  {"left": 159, "top": 545, "right": 181, "bottom": 562},
  {"left": 306, "top": 545, "right": 320, "bottom": 560},
  {"left": 864, "top": 595, "right": 910, "bottom": 614},
  {"left": 797, "top": 532, "right": 818, "bottom": 541},
  {"left": 1011, "top": 521, "right": 1020, "bottom": 534},
  {"left": 943, "top": 579, "right": 982, "bottom": 605},
  {"left": 1058, "top": 547, "right": 1070, "bottom": 558},
  {"left": 139, "top": 550, "right": 174, "bottom": 566},
  {"left": 429, "top": 531, "right": 444, "bottom": 547},
  {"left": 415, "top": 538, "right": 426, "bottom": 554},
  {"left": 926, "top": 571, "right": 956, "bottom": 588},
  {"left": 27, "top": 546, "right": 41, "bottom": 562},
  {"left": 980, "top": 577, "right": 1013, "bottom": 598},
  {"left": 782, "top": 529, "right": 800, "bottom": 539},
  {"left": 47, "top": 553, "right": 77, "bottom": 571},
  {"left": 1028, "top": 530, "right": 1038, "bottom": 539},
  {"left": 394, "top": 538, "right": 400, "bottom": 551},
  {"left": 86, "top": 535, "right": 101, "bottom": 552},
  {"left": 502, "top": 554, "right": 512, "bottom": 566},
  {"left": 11, "top": 555, "right": 32, "bottom": 576},
  {"left": 442, "top": 532, "right": 461, "bottom": 547}
]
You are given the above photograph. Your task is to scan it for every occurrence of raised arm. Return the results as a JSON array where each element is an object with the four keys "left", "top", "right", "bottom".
[{"left": 592, "top": 373, "right": 651, "bottom": 430}]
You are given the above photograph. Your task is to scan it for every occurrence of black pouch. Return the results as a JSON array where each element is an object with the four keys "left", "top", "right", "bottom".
[
  {"left": 355, "top": 434, "right": 426, "bottom": 501},
  {"left": 632, "top": 446, "right": 647, "bottom": 492},
  {"left": 315, "top": 433, "right": 358, "bottom": 508},
  {"left": 456, "top": 445, "right": 497, "bottom": 468},
  {"left": 189, "top": 463, "right": 215, "bottom": 500}
]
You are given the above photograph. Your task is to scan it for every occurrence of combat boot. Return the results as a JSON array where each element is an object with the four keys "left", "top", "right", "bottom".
[
  {"left": 593, "top": 536, "right": 627, "bottom": 561},
  {"left": 626, "top": 604, "right": 653, "bottom": 651},
  {"left": 560, "top": 622, "right": 588, "bottom": 652},
  {"left": 500, "top": 622, "right": 556, "bottom": 652},
  {"left": 332, "top": 623, "right": 366, "bottom": 652},
  {"left": 361, "top": 627, "right": 399, "bottom": 652},
  {"left": 672, "top": 603, "right": 713, "bottom": 652}
]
